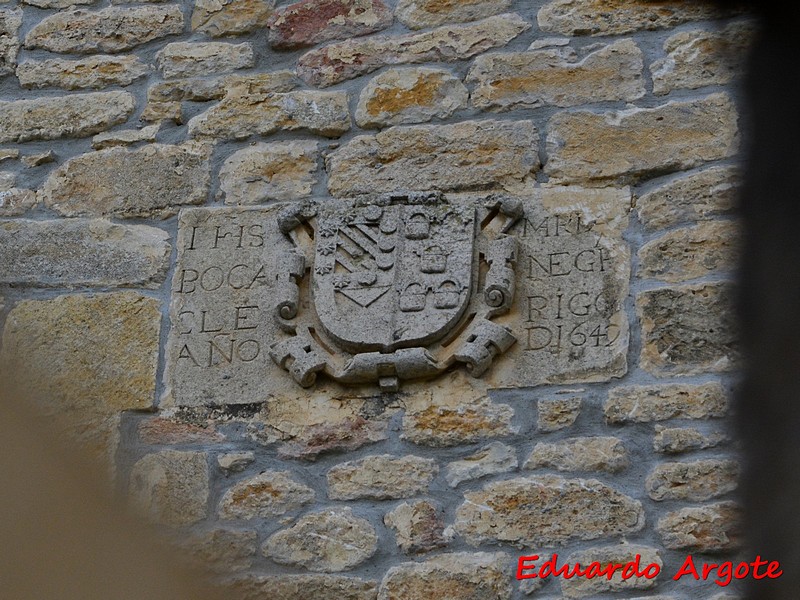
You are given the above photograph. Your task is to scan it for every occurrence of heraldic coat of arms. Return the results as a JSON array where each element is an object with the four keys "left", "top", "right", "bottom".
[{"left": 270, "top": 191, "right": 521, "bottom": 391}]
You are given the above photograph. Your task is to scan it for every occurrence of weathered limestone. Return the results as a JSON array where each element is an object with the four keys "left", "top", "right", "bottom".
[
  {"left": 397, "top": 0, "right": 512, "bottom": 29},
  {"left": 218, "top": 141, "right": 319, "bottom": 204},
  {"left": 546, "top": 93, "right": 739, "bottom": 185},
  {"left": 297, "top": 13, "right": 531, "bottom": 87},
  {"left": 605, "top": 382, "right": 727, "bottom": 423},
  {"left": 637, "top": 166, "right": 740, "bottom": 231},
  {"left": 384, "top": 501, "right": 449, "bottom": 554},
  {"left": 445, "top": 442, "right": 518, "bottom": 487},
  {"left": 646, "top": 459, "right": 739, "bottom": 501},
  {"left": 639, "top": 221, "right": 740, "bottom": 283},
  {"left": 0, "top": 219, "right": 169, "bottom": 287},
  {"left": 25, "top": 7, "right": 184, "bottom": 54},
  {"left": 0, "top": 188, "right": 36, "bottom": 216},
  {"left": 653, "top": 426, "right": 726, "bottom": 454},
  {"left": 217, "top": 452, "right": 255, "bottom": 474},
  {"left": 401, "top": 396, "right": 516, "bottom": 447},
  {"left": 92, "top": 125, "right": 159, "bottom": 150},
  {"left": 230, "top": 575, "right": 378, "bottom": 600},
  {"left": 0, "top": 148, "right": 18, "bottom": 161},
  {"left": 189, "top": 87, "right": 349, "bottom": 140},
  {"left": 327, "top": 119, "right": 538, "bottom": 196},
  {"left": 454, "top": 475, "right": 644, "bottom": 546},
  {"left": 652, "top": 21, "right": 755, "bottom": 95},
  {"left": 355, "top": 67, "right": 468, "bottom": 129},
  {"left": 21, "top": 0, "right": 94, "bottom": 8},
  {"left": 40, "top": 142, "right": 212, "bottom": 219},
  {"left": 147, "top": 77, "right": 228, "bottom": 103},
  {"left": 489, "top": 185, "right": 631, "bottom": 386},
  {"left": 538, "top": 0, "right": 730, "bottom": 36},
  {"left": 468, "top": 39, "right": 644, "bottom": 111},
  {"left": 268, "top": 0, "right": 392, "bottom": 49},
  {"left": 128, "top": 450, "right": 209, "bottom": 526},
  {"left": 0, "top": 91, "right": 134, "bottom": 143},
  {"left": 156, "top": 42, "right": 254, "bottom": 79},
  {"left": 263, "top": 508, "right": 378, "bottom": 572},
  {"left": 0, "top": 292, "right": 161, "bottom": 466},
  {"left": 638, "top": 282, "right": 739, "bottom": 376},
  {"left": 17, "top": 56, "right": 149, "bottom": 90},
  {"left": 524, "top": 436, "right": 628, "bottom": 473},
  {"left": 138, "top": 417, "right": 225, "bottom": 445},
  {"left": 181, "top": 528, "right": 257, "bottom": 573},
  {"left": 192, "top": 0, "right": 275, "bottom": 37},
  {"left": 0, "top": 8, "right": 21, "bottom": 78},
  {"left": 219, "top": 471, "right": 315, "bottom": 519},
  {"left": 378, "top": 552, "right": 512, "bottom": 600},
  {"left": 657, "top": 502, "right": 742, "bottom": 552},
  {"left": 560, "top": 545, "right": 662, "bottom": 598},
  {"left": 141, "top": 100, "right": 182, "bottom": 124},
  {"left": 327, "top": 455, "right": 438, "bottom": 500},
  {"left": 537, "top": 396, "right": 581, "bottom": 432},
  {"left": 21, "top": 150, "right": 55, "bottom": 168}
]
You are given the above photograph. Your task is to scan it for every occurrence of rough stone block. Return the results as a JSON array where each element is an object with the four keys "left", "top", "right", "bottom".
[
  {"left": 652, "top": 21, "right": 755, "bottom": 95},
  {"left": 639, "top": 221, "right": 740, "bottom": 283},
  {"left": 92, "top": 125, "right": 159, "bottom": 149},
  {"left": 523, "top": 436, "right": 628, "bottom": 473},
  {"left": 537, "top": 396, "right": 581, "bottom": 432},
  {"left": 0, "top": 219, "right": 169, "bottom": 287},
  {"left": 646, "top": 459, "right": 739, "bottom": 501},
  {"left": 189, "top": 87, "right": 349, "bottom": 140},
  {"left": 397, "top": 0, "right": 511, "bottom": 29},
  {"left": 546, "top": 93, "right": 739, "bottom": 186},
  {"left": 25, "top": 6, "right": 184, "bottom": 54},
  {"left": 384, "top": 500, "right": 449, "bottom": 554},
  {"left": 638, "top": 282, "right": 739, "bottom": 376},
  {"left": 192, "top": 0, "right": 275, "bottom": 36},
  {"left": 0, "top": 292, "right": 161, "bottom": 466},
  {"left": 538, "top": 0, "right": 732, "bottom": 36},
  {"left": 138, "top": 417, "right": 225, "bottom": 445},
  {"left": 605, "top": 382, "right": 727, "bottom": 423},
  {"left": 401, "top": 396, "right": 516, "bottom": 447},
  {"left": 356, "top": 67, "right": 468, "bottom": 129},
  {"left": 40, "top": 142, "right": 212, "bottom": 219},
  {"left": 327, "top": 119, "right": 539, "bottom": 196},
  {"left": 218, "top": 471, "right": 315, "bottom": 519},
  {"left": 636, "top": 166, "right": 740, "bottom": 231},
  {"left": 327, "top": 455, "right": 437, "bottom": 500},
  {"left": 468, "top": 39, "right": 644, "bottom": 111},
  {"left": 653, "top": 426, "right": 726, "bottom": 454},
  {"left": 156, "top": 42, "right": 254, "bottom": 79},
  {"left": 560, "top": 545, "right": 662, "bottom": 598},
  {"left": 0, "top": 91, "right": 134, "bottom": 143},
  {"left": 454, "top": 475, "right": 644, "bottom": 546},
  {"left": 0, "top": 8, "right": 21, "bottom": 78},
  {"left": 17, "top": 56, "right": 149, "bottom": 90},
  {"left": 445, "top": 442, "right": 518, "bottom": 487},
  {"left": 378, "top": 552, "right": 512, "bottom": 600},
  {"left": 657, "top": 502, "right": 742, "bottom": 552},
  {"left": 0, "top": 188, "right": 36, "bottom": 216},
  {"left": 297, "top": 13, "right": 530, "bottom": 87},
  {"left": 268, "top": 0, "right": 392, "bottom": 49},
  {"left": 128, "top": 450, "right": 209, "bottom": 526},
  {"left": 218, "top": 141, "right": 319, "bottom": 204},
  {"left": 263, "top": 508, "right": 378, "bottom": 572}
]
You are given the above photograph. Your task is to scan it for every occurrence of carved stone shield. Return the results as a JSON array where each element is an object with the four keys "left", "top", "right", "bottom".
[{"left": 312, "top": 201, "right": 476, "bottom": 353}]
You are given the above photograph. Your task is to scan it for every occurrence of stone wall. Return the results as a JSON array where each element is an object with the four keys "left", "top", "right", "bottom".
[{"left": 0, "top": 0, "right": 750, "bottom": 598}]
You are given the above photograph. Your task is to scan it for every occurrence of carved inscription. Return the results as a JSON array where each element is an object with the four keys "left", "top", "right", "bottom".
[
  {"left": 489, "top": 186, "right": 630, "bottom": 386},
  {"left": 165, "top": 208, "right": 290, "bottom": 406}
]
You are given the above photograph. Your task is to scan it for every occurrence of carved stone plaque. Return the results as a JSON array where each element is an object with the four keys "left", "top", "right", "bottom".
[{"left": 164, "top": 186, "right": 630, "bottom": 407}]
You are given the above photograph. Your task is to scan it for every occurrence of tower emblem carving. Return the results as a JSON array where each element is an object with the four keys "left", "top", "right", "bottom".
[{"left": 270, "top": 192, "right": 522, "bottom": 391}]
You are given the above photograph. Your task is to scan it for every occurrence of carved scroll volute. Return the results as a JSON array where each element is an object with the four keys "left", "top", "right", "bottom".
[
  {"left": 485, "top": 235, "right": 517, "bottom": 318},
  {"left": 274, "top": 250, "right": 305, "bottom": 331}
]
